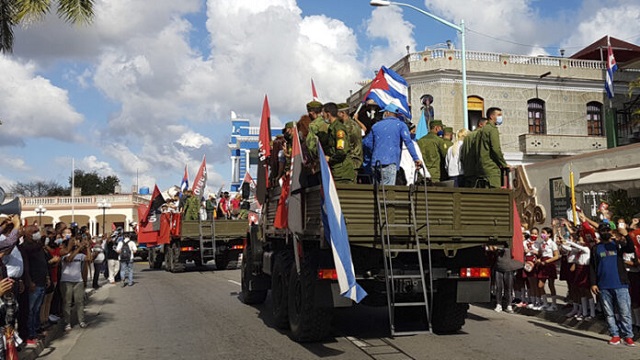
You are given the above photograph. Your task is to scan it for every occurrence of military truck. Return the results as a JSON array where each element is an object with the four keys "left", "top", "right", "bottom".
[
  {"left": 138, "top": 211, "right": 247, "bottom": 272},
  {"left": 240, "top": 181, "right": 514, "bottom": 342}
]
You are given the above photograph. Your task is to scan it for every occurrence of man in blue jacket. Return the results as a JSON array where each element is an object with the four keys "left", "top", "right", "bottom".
[
  {"left": 590, "top": 223, "right": 635, "bottom": 346},
  {"left": 362, "top": 103, "right": 422, "bottom": 185}
]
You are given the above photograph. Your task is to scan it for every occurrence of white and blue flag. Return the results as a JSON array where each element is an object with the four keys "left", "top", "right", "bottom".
[
  {"left": 365, "top": 66, "right": 412, "bottom": 120},
  {"left": 318, "top": 144, "right": 367, "bottom": 303},
  {"left": 605, "top": 43, "right": 618, "bottom": 99}
]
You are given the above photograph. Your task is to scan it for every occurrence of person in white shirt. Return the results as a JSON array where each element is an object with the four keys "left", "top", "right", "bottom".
[
  {"left": 524, "top": 228, "right": 541, "bottom": 309},
  {"left": 60, "top": 236, "right": 92, "bottom": 331},
  {"left": 535, "top": 227, "right": 560, "bottom": 311},
  {"left": 566, "top": 235, "right": 594, "bottom": 320},
  {"left": 116, "top": 237, "right": 137, "bottom": 287},
  {"left": 445, "top": 129, "right": 469, "bottom": 187}
]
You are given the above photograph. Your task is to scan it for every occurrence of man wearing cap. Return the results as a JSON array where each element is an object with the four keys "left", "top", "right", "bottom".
[
  {"left": 362, "top": 103, "right": 422, "bottom": 185},
  {"left": 337, "top": 103, "right": 363, "bottom": 173},
  {"left": 322, "top": 103, "right": 355, "bottom": 183},
  {"left": 461, "top": 117, "right": 488, "bottom": 187},
  {"left": 478, "top": 107, "right": 509, "bottom": 188},
  {"left": 417, "top": 120, "right": 446, "bottom": 183},
  {"left": 443, "top": 126, "right": 454, "bottom": 150},
  {"left": 306, "top": 100, "right": 329, "bottom": 159}
]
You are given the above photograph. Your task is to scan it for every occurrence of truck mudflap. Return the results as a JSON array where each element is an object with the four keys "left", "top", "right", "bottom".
[
  {"left": 456, "top": 279, "right": 491, "bottom": 303},
  {"left": 313, "top": 281, "right": 353, "bottom": 308}
]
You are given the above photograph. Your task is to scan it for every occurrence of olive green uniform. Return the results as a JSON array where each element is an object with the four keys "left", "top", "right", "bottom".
[
  {"left": 183, "top": 195, "right": 201, "bottom": 221},
  {"left": 443, "top": 139, "right": 453, "bottom": 151},
  {"left": 417, "top": 132, "right": 446, "bottom": 182},
  {"left": 327, "top": 120, "right": 355, "bottom": 183},
  {"left": 460, "top": 129, "right": 481, "bottom": 187},
  {"left": 342, "top": 117, "right": 363, "bottom": 171},
  {"left": 306, "top": 115, "right": 329, "bottom": 158},
  {"left": 478, "top": 122, "right": 507, "bottom": 188}
]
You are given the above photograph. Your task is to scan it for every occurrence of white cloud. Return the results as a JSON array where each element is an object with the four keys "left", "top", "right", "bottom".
[
  {"left": 78, "top": 155, "right": 115, "bottom": 176},
  {"left": 0, "top": 157, "right": 30, "bottom": 172},
  {"left": 176, "top": 131, "right": 213, "bottom": 149},
  {"left": 0, "top": 56, "right": 83, "bottom": 145},
  {"left": 365, "top": 6, "right": 416, "bottom": 70}
]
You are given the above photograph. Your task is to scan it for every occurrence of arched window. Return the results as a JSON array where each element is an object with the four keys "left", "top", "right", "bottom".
[
  {"left": 586, "top": 101, "right": 603, "bottom": 136},
  {"left": 528, "top": 99, "right": 546, "bottom": 134}
]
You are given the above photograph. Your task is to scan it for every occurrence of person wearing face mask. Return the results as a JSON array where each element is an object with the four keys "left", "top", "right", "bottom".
[
  {"left": 40, "top": 230, "right": 61, "bottom": 328},
  {"left": 478, "top": 107, "right": 510, "bottom": 188},
  {"left": 417, "top": 119, "right": 446, "bottom": 183},
  {"left": 21, "top": 225, "right": 51, "bottom": 347},
  {"left": 524, "top": 228, "right": 542, "bottom": 309},
  {"left": 535, "top": 227, "right": 560, "bottom": 311}
]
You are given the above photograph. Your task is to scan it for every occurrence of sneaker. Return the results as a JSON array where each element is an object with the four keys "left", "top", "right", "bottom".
[
  {"left": 584, "top": 316, "right": 594, "bottom": 321},
  {"left": 608, "top": 336, "right": 621, "bottom": 345},
  {"left": 79, "top": 322, "right": 87, "bottom": 328},
  {"left": 505, "top": 305, "right": 514, "bottom": 313},
  {"left": 532, "top": 304, "right": 543, "bottom": 311},
  {"left": 49, "top": 314, "right": 60, "bottom": 323},
  {"left": 122, "top": 282, "right": 127, "bottom": 288},
  {"left": 64, "top": 324, "right": 72, "bottom": 331},
  {"left": 494, "top": 304, "right": 502, "bottom": 313},
  {"left": 547, "top": 305, "right": 558, "bottom": 312},
  {"left": 526, "top": 303, "right": 535, "bottom": 309},
  {"left": 574, "top": 314, "right": 584, "bottom": 321},
  {"left": 516, "top": 301, "right": 527, "bottom": 308},
  {"left": 26, "top": 339, "right": 38, "bottom": 347},
  {"left": 624, "top": 338, "right": 636, "bottom": 347}
]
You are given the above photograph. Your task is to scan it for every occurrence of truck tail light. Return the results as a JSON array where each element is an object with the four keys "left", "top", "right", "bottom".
[
  {"left": 180, "top": 246, "right": 195, "bottom": 252},
  {"left": 460, "top": 267, "right": 491, "bottom": 278},
  {"left": 317, "top": 269, "right": 338, "bottom": 280},
  {"left": 231, "top": 244, "right": 245, "bottom": 250}
]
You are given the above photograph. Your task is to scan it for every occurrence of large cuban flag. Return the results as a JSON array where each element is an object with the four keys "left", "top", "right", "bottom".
[
  {"left": 317, "top": 143, "right": 367, "bottom": 303},
  {"left": 605, "top": 42, "right": 618, "bottom": 99},
  {"left": 364, "top": 66, "right": 412, "bottom": 120}
]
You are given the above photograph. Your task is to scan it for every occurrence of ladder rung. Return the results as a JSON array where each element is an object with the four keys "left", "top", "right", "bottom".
[
  {"left": 386, "top": 248, "right": 420, "bottom": 253},
  {"left": 384, "top": 200, "right": 412, "bottom": 205},
  {"left": 386, "top": 224, "right": 414, "bottom": 228},
  {"left": 392, "top": 330, "right": 431, "bottom": 336},
  {"left": 393, "top": 302, "right": 427, "bottom": 307},
  {"left": 389, "top": 274, "right": 422, "bottom": 279}
]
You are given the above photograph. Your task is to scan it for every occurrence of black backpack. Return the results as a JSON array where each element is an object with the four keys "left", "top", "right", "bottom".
[{"left": 120, "top": 240, "right": 132, "bottom": 262}]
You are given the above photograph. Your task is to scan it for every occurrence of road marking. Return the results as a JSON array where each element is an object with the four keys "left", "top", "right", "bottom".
[
  {"left": 228, "top": 280, "right": 241, "bottom": 286},
  {"left": 345, "top": 336, "right": 415, "bottom": 360}
]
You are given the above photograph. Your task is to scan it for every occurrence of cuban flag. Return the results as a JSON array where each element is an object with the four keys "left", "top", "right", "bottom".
[
  {"left": 180, "top": 164, "right": 189, "bottom": 192},
  {"left": 364, "top": 66, "right": 412, "bottom": 120},
  {"left": 605, "top": 42, "right": 618, "bottom": 99},
  {"left": 317, "top": 143, "right": 367, "bottom": 303}
]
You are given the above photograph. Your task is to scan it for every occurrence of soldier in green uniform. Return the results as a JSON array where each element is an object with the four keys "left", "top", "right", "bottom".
[
  {"left": 478, "top": 107, "right": 509, "bottom": 188},
  {"left": 460, "top": 117, "right": 487, "bottom": 187},
  {"left": 337, "top": 103, "right": 363, "bottom": 173},
  {"left": 306, "top": 100, "right": 329, "bottom": 159},
  {"left": 417, "top": 120, "right": 447, "bottom": 183},
  {"left": 322, "top": 102, "right": 355, "bottom": 183},
  {"left": 282, "top": 121, "right": 295, "bottom": 173},
  {"left": 182, "top": 190, "right": 201, "bottom": 220},
  {"left": 443, "top": 126, "right": 454, "bottom": 150}
]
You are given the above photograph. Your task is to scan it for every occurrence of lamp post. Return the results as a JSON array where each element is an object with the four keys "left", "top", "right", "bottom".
[
  {"left": 370, "top": 0, "right": 469, "bottom": 129},
  {"left": 97, "top": 199, "right": 111, "bottom": 235},
  {"left": 35, "top": 205, "right": 47, "bottom": 226}
]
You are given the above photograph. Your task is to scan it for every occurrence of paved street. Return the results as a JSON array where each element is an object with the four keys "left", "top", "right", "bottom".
[{"left": 30, "top": 263, "right": 640, "bottom": 360}]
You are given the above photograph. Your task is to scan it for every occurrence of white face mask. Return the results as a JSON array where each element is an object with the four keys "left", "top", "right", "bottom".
[
  {"left": 32, "top": 232, "right": 42, "bottom": 241},
  {"left": 55, "top": 238, "right": 63, "bottom": 245},
  {"left": 496, "top": 116, "right": 503, "bottom": 126}
]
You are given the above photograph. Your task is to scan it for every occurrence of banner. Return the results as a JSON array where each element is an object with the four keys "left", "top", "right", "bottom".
[
  {"left": 257, "top": 95, "right": 271, "bottom": 204},
  {"left": 192, "top": 155, "right": 207, "bottom": 197},
  {"left": 141, "top": 185, "right": 166, "bottom": 225}
]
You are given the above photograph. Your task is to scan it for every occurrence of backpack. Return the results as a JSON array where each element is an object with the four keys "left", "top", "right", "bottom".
[{"left": 120, "top": 240, "right": 132, "bottom": 262}]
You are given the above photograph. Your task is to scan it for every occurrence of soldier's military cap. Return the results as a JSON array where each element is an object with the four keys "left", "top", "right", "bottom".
[
  {"left": 429, "top": 119, "right": 443, "bottom": 127},
  {"left": 306, "top": 101, "right": 323, "bottom": 111},
  {"left": 444, "top": 127, "right": 453, "bottom": 133},
  {"left": 337, "top": 103, "right": 349, "bottom": 112},
  {"left": 284, "top": 121, "right": 295, "bottom": 129}
]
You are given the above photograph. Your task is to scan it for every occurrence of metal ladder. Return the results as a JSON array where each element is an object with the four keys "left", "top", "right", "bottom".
[
  {"left": 198, "top": 215, "right": 216, "bottom": 265},
  {"left": 374, "top": 165, "right": 433, "bottom": 336}
]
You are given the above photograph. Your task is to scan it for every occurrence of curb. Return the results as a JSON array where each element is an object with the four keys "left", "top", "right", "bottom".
[{"left": 514, "top": 306, "right": 610, "bottom": 335}]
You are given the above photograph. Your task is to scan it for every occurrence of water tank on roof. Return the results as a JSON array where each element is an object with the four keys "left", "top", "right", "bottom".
[{"left": 139, "top": 187, "right": 150, "bottom": 195}]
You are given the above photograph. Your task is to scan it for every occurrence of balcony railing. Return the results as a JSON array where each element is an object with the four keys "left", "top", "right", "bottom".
[
  {"left": 519, "top": 134, "right": 607, "bottom": 155},
  {"left": 21, "top": 194, "right": 149, "bottom": 209}
]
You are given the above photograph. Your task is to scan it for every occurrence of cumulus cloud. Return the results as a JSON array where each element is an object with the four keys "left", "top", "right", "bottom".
[
  {"left": 176, "top": 131, "right": 213, "bottom": 149},
  {"left": 365, "top": 6, "right": 416, "bottom": 69},
  {"left": 78, "top": 155, "right": 115, "bottom": 176},
  {"left": 0, "top": 56, "right": 83, "bottom": 146}
]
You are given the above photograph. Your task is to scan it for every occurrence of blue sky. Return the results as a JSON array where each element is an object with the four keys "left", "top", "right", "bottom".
[{"left": 0, "top": 0, "right": 638, "bottom": 195}]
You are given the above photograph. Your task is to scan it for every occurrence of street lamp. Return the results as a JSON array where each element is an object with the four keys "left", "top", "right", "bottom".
[
  {"left": 35, "top": 205, "right": 46, "bottom": 226},
  {"left": 97, "top": 199, "right": 111, "bottom": 235},
  {"left": 370, "top": 0, "right": 469, "bottom": 129}
]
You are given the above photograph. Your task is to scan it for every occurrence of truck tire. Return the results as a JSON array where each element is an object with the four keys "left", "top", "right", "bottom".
[
  {"left": 215, "top": 254, "right": 229, "bottom": 270},
  {"left": 430, "top": 283, "right": 468, "bottom": 334},
  {"left": 287, "top": 254, "right": 333, "bottom": 342},
  {"left": 271, "top": 251, "right": 293, "bottom": 329},
  {"left": 164, "top": 245, "right": 173, "bottom": 272},
  {"left": 170, "top": 243, "right": 185, "bottom": 273},
  {"left": 240, "top": 241, "right": 267, "bottom": 304},
  {"left": 151, "top": 250, "right": 163, "bottom": 270}
]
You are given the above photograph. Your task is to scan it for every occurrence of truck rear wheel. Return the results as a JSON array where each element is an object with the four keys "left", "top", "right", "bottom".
[
  {"left": 164, "top": 245, "right": 173, "bottom": 272},
  {"left": 287, "top": 254, "right": 333, "bottom": 342},
  {"left": 149, "top": 249, "right": 163, "bottom": 269},
  {"left": 430, "top": 283, "right": 468, "bottom": 334},
  {"left": 240, "top": 239, "right": 267, "bottom": 304},
  {"left": 215, "top": 254, "right": 229, "bottom": 270},
  {"left": 169, "top": 243, "right": 185, "bottom": 273},
  {"left": 271, "top": 251, "right": 293, "bottom": 329}
]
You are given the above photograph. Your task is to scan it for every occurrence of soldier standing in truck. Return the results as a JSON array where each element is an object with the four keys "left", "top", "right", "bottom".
[
  {"left": 478, "top": 107, "right": 510, "bottom": 188},
  {"left": 322, "top": 102, "right": 355, "bottom": 183}
]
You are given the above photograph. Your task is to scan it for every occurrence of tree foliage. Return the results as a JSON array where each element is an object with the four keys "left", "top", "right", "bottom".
[
  {"left": 69, "top": 170, "right": 120, "bottom": 196},
  {"left": 10, "top": 180, "right": 68, "bottom": 197},
  {"left": 0, "top": 0, "right": 94, "bottom": 53}
]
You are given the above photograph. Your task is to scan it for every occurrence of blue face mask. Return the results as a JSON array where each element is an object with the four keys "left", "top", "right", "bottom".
[
  {"left": 496, "top": 116, "right": 503, "bottom": 126},
  {"left": 437, "top": 130, "right": 444, "bottom": 137},
  {"left": 410, "top": 133, "right": 416, "bottom": 140}
]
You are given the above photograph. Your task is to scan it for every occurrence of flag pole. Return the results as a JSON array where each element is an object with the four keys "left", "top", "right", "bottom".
[{"left": 71, "top": 158, "right": 75, "bottom": 223}]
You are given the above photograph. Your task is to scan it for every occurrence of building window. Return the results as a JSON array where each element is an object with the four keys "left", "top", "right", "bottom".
[
  {"left": 528, "top": 99, "right": 546, "bottom": 134},
  {"left": 587, "top": 101, "right": 603, "bottom": 136}
]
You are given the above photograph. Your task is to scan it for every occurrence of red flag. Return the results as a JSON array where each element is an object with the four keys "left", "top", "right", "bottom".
[
  {"left": 242, "top": 171, "right": 254, "bottom": 187},
  {"left": 287, "top": 126, "right": 305, "bottom": 234},
  {"left": 257, "top": 95, "right": 271, "bottom": 204},
  {"left": 511, "top": 200, "right": 524, "bottom": 263},
  {"left": 111, "top": 223, "right": 116, "bottom": 231},
  {"left": 141, "top": 185, "right": 166, "bottom": 224},
  {"left": 192, "top": 155, "right": 207, "bottom": 198},
  {"left": 311, "top": 78, "right": 319, "bottom": 101},
  {"left": 274, "top": 175, "right": 290, "bottom": 229}
]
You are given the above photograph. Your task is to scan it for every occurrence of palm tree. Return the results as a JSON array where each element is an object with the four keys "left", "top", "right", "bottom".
[{"left": 0, "top": 0, "right": 94, "bottom": 53}]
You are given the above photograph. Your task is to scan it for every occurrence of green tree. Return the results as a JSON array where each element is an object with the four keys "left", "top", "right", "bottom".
[
  {"left": 0, "top": 0, "right": 94, "bottom": 53},
  {"left": 70, "top": 169, "right": 120, "bottom": 196},
  {"left": 10, "top": 180, "right": 67, "bottom": 196}
]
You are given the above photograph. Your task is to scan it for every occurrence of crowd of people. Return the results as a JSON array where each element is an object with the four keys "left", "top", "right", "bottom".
[
  {"left": 268, "top": 95, "right": 510, "bottom": 189},
  {"left": 0, "top": 216, "right": 136, "bottom": 351},
  {"left": 491, "top": 204, "right": 640, "bottom": 347},
  {"left": 160, "top": 189, "right": 248, "bottom": 221}
]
